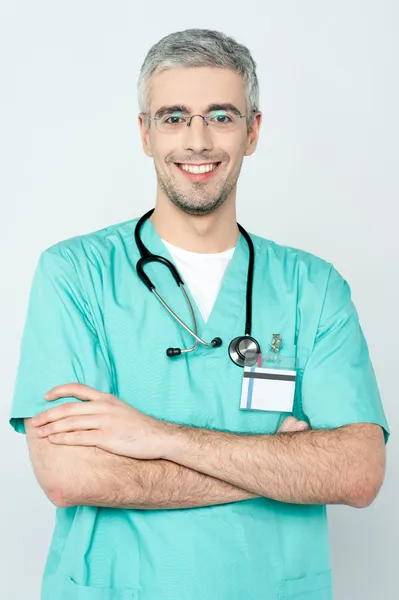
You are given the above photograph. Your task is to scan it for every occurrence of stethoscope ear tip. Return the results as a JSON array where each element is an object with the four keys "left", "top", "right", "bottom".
[{"left": 211, "top": 337, "right": 223, "bottom": 348}]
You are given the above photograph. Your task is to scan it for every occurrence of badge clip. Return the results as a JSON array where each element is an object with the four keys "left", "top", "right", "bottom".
[{"left": 267, "top": 334, "right": 283, "bottom": 363}]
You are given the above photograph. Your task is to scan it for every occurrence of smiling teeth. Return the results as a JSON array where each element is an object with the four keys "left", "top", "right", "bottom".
[{"left": 180, "top": 163, "right": 218, "bottom": 174}]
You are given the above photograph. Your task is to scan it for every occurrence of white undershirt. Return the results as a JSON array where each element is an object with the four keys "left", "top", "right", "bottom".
[{"left": 161, "top": 239, "right": 236, "bottom": 322}]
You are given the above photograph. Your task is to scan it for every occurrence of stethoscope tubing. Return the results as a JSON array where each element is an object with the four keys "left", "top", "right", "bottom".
[
  {"left": 152, "top": 285, "right": 214, "bottom": 351},
  {"left": 134, "top": 208, "right": 260, "bottom": 365}
]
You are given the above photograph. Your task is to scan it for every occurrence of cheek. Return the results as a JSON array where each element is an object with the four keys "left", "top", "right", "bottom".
[
  {"left": 221, "top": 135, "right": 247, "bottom": 164},
  {"left": 225, "top": 150, "right": 246, "bottom": 173},
  {"left": 151, "top": 142, "right": 177, "bottom": 169}
]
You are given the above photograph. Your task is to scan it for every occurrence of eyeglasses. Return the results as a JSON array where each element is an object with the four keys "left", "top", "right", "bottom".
[{"left": 147, "top": 110, "right": 255, "bottom": 134}]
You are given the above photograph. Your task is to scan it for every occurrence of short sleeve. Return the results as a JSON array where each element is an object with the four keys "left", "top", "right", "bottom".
[
  {"left": 301, "top": 267, "right": 390, "bottom": 443},
  {"left": 10, "top": 249, "right": 112, "bottom": 434}
]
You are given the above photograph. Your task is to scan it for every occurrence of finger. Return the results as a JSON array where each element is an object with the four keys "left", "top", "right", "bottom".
[
  {"left": 36, "top": 415, "right": 103, "bottom": 438},
  {"left": 48, "top": 430, "right": 102, "bottom": 447},
  {"left": 44, "top": 383, "right": 105, "bottom": 402},
  {"left": 277, "top": 416, "right": 299, "bottom": 433},
  {"left": 277, "top": 417, "right": 310, "bottom": 433},
  {"left": 32, "top": 401, "right": 104, "bottom": 427}
]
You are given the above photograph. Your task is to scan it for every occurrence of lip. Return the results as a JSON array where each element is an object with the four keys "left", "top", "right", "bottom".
[{"left": 174, "top": 162, "right": 221, "bottom": 182}]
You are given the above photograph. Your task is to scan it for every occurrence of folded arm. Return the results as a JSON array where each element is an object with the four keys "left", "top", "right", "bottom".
[
  {"left": 162, "top": 421, "right": 386, "bottom": 508},
  {"left": 29, "top": 382, "right": 386, "bottom": 509},
  {"left": 25, "top": 418, "right": 257, "bottom": 509}
]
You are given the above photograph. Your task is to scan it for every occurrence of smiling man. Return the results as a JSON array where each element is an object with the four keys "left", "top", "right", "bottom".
[{"left": 10, "top": 29, "right": 389, "bottom": 600}]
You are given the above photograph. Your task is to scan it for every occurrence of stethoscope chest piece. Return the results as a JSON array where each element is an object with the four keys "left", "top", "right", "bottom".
[{"left": 228, "top": 335, "right": 260, "bottom": 367}]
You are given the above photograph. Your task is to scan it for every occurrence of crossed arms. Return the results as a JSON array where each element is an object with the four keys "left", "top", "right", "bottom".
[
  {"left": 25, "top": 410, "right": 385, "bottom": 511},
  {"left": 18, "top": 249, "right": 387, "bottom": 512}
]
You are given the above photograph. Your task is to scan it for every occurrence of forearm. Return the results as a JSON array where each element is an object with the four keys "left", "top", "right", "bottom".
[
  {"left": 58, "top": 447, "right": 258, "bottom": 509},
  {"left": 25, "top": 419, "right": 256, "bottom": 509},
  {"left": 26, "top": 416, "right": 257, "bottom": 509},
  {"left": 163, "top": 422, "right": 385, "bottom": 507},
  {"left": 70, "top": 449, "right": 258, "bottom": 508}
]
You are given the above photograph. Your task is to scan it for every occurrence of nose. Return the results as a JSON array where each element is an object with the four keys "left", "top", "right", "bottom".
[{"left": 183, "top": 115, "right": 213, "bottom": 154}]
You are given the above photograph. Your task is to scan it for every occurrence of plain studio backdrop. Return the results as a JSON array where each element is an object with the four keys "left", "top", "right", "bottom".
[{"left": 0, "top": 1, "right": 397, "bottom": 598}]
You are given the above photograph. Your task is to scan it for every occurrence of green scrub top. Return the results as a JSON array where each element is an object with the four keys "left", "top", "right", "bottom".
[{"left": 10, "top": 216, "right": 389, "bottom": 600}]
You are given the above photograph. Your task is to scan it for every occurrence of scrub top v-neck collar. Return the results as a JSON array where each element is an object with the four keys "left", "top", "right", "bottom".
[{"left": 137, "top": 216, "right": 256, "bottom": 357}]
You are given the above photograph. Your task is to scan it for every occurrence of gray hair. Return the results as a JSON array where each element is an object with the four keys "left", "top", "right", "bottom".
[{"left": 137, "top": 29, "right": 260, "bottom": 127}]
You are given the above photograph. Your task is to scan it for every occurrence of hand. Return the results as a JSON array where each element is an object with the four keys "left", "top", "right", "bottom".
[
  {"left": 31, "top": 383, "right": 169, "bottom": 460},
  {"left": 277, "top": 416, "right": 310, "bottom": 433}
]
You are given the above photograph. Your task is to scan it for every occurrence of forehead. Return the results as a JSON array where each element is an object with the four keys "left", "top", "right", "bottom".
[{"left": 148, "top": 67, "right": 246, "bottom": 112}]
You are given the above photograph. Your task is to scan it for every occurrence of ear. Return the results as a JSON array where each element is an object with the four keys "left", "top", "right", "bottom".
[
  {"left": 138, "top": 112, "right": 153, "bottom": 157},
  {"left": 244, "top": 111, "right": 262, "bottom": 156}
]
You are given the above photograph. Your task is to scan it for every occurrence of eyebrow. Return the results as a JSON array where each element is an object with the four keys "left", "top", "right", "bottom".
[{"left": 154, "top": 103, "right": 243, "bottom": 118}]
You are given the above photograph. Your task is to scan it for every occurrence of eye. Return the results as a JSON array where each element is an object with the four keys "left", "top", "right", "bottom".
[
  {"left": 209, "top": 111, "right": 234, "bottom": 124},
  {"left": 163, "top": 113, "right": 187, "bottom": 125}
]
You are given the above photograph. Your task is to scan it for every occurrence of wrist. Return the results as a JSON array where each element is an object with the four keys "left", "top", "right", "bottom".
[{"left": 156, "top": 419, "right": 185, "bottom": 461}]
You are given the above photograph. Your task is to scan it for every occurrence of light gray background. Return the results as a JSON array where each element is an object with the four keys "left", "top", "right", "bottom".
[{"left": 1, "top": 1, "right": 397, "bottom": 598}]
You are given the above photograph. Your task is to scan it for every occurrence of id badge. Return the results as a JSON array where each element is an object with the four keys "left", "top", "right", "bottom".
[{"left": 240, "top": 348, "right": 297, "bottom": 413}]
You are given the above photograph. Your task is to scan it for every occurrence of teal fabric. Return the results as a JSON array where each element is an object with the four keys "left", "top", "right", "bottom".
[{"left": 10, "top": 216, "right": 389, "bottom": 600}]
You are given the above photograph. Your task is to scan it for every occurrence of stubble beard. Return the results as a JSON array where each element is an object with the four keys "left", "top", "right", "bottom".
[{"left": 155, "top": 163, "right": 238, "bottom": 216}]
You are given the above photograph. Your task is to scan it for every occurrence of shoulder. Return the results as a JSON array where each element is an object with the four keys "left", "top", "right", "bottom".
[
  {"left": 250, "top": 231, "right": 351, "bottom": 324},
  {"left": 39, "top": 216, "right": 141, "bottom": 271},
  {"left": 250, "top": 232, "right": 356, "bottom": 346},
  {"left": 250, "top": 231, "right": 336, "bottom": 287}
]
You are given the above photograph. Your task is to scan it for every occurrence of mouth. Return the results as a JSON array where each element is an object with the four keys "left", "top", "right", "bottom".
[{"left": 174, "top": 161, "right": 222, "bottom": 182}]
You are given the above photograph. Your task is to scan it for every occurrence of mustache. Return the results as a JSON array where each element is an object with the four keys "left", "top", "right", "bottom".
[{"left": 167, "top": 155, "right": 226, "bottom": 164}]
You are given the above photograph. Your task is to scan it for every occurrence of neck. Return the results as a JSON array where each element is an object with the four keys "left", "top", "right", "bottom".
[{"left": 149, "top": 197, "right": 239, "bottom": 254}]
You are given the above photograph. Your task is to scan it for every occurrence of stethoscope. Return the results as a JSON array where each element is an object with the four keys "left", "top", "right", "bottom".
[{"left": 134, "top": 208, "right": 261, "bottom": 367}]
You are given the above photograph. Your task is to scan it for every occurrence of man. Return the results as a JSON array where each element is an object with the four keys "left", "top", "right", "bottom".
[{"left": 10, "top": 29, "right": 389, "bottom": 600}]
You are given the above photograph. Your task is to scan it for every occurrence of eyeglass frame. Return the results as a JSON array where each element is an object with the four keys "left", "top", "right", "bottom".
[{"left": 144, "top": 109, "right": 258, "bottom": 132}]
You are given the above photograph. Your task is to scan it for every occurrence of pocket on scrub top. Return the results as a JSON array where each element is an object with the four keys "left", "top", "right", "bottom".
[
  {"left": 279, "top": 569, "right": 332, "bottom": 599},
  {"left": 61, "top": 575, "right": 140, "bottom": 600}
]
